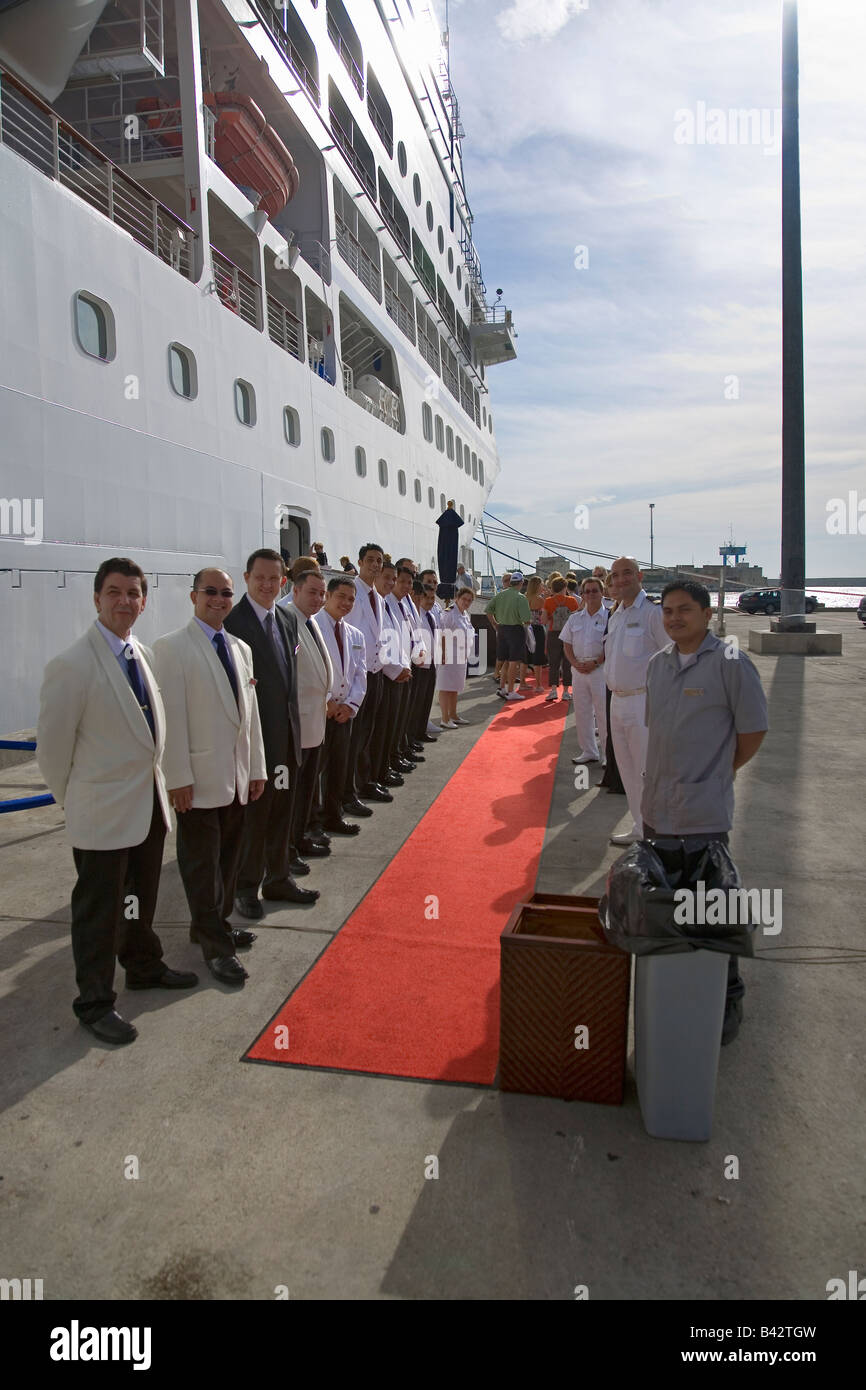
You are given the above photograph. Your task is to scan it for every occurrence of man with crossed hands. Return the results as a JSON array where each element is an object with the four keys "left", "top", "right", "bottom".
[
  {"left": 311, "top": 576, "right": 368, "bottom": 836},
  {"left": 154, "top": 569, "right": 266, "bottom": 985}
]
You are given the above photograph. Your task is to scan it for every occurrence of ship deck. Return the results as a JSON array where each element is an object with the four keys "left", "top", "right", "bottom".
[{"left": 0, "top": 611, "right": 862, "bottom": 1301}]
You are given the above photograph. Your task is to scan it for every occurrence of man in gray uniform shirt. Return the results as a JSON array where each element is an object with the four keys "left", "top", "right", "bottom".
[{"left": 642, "top": 580, "right": 768, "bottom": 1043}]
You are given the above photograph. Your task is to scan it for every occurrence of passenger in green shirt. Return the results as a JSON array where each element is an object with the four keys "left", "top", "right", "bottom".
[{"left": 486, "top": 573, "right": 532, "bottom": 699}]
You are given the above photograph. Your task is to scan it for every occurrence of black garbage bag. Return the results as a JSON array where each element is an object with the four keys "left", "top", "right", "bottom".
[{"left": 598, "top": 838, "right": 757, "bottom": 957}]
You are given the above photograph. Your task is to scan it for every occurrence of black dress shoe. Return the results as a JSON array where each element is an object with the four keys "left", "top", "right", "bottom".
[
  {"left": 384, "top": 772, "right": 404, "bottom": 787},
  {"left": 410, "top": 741, "right": 425, "bottom": 753},
  {"left": 395, "top": 759, "right": 415, "bottom": 773},
  {"left": 360, "top": 784, "right": 393, "bottom": 803},
  {"left": 126, "top": 967, "right": 199, "bottom": 990},
  {"left": 207, "top": 955, "right": 248, "bottom": 984},
  {"left": 407, "top": 752, "right": 426, "bottom": 763},
  {"left": 420, "top": 734, "right": 438, "bottom": 743},
  {"left": 261, "top": 881, "right": 320, "bottom": 904},
  {"left": 80, "top": 1010, "right": 137, "bottom": 1045},
  {"left": 231, "top": 927, "right": 257, "bottom": 949},
  {"left": 235, "top": 894, "right": 264, "bottom": 920},
  {"left": 323, "top": 818, "right": 360, "bottom": 836},
  {"left": 300, "top": 837, "right": 331, "bottom": 857},
  {"left": 288, "top": 856, "right": 311, "bottom": 875},
  {"left": 343, "top": 797, "right": 374, "bottom": 817}
]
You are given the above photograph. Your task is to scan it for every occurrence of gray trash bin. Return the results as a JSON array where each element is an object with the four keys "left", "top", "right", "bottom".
[
  {"left": 634, "top": 949, "right": 728, "bottom": 1140},
  {"left": 600, "top": 837, "right": 757, "bottom": 1142}
]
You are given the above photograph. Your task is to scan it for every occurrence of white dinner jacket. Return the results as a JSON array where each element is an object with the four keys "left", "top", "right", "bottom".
[
  {"left": 152, "top": 619, "right": 265, "bottom": 808},
  {"left": 284, "top": 603, "right": 334, "bottom": 748},
  {"left": 36, "top": 624, "right": 171, "bottom": 850},
  {"left": 313, "top": 611, "right": 367, "bottom": 712}
]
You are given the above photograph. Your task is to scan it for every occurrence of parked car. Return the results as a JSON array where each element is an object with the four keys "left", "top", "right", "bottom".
[
  {"left": 858, "top": 595, "right": 866, "bottom": 627},
  {"left": 737, "top": 587, "right": 818, "bottom": 615}
]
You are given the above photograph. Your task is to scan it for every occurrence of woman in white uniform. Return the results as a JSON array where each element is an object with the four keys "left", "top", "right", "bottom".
[
  {"left": 436, "top": 587, "right": 476, "bottom": 729},
  {"left": 560, "top": 576, "right": 609, "bottom": 764}
]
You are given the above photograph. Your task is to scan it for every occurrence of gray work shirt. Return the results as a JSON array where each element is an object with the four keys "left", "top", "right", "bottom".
[{"left": 641, "top": 632, "right": 769, "bottom": 834}]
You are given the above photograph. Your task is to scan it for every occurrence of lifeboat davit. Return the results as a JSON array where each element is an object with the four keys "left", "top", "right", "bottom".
[{"left": 203, "top": 91, "right": 299, "bottom": 220}]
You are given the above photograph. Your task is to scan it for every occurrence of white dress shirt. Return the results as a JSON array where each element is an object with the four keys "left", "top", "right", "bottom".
[
  {"left": 604, "top": 590, "right": 669, "bottom": 692},
  {"left": 352, "top": 577, "right": 385, "bottom": 674},
  {"left": 314, "top": 610, "right": 367, "bottom": 712},
  {"left": 560, "top": 606, "right": 609, "bottom": 664},
  {"left": 382, "top": 594, "right": 411, "bottom": 676}
]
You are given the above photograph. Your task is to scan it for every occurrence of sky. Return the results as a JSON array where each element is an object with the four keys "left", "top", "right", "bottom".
[{"left": 441, "top": 0, "right": 866, "bottom": 580}]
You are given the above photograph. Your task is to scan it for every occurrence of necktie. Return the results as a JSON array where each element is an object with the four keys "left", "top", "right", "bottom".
[
  {"left": 123, "top": 646, "right": 156, "bottom": 738},
  {"left": 425, "top": 612, "right": 435, "bottom": 633},
  {"left": 333, "top": 619, "right": 345, "bottom": 670},
  {"left": 264, "top": 610, "right": 290, "bottom": 687},
  {"left": 369, "top": 587, "right": 377, "bottom": 616},
  {"left": 212, "top": 630, "right": 239, "bottom": 705}
]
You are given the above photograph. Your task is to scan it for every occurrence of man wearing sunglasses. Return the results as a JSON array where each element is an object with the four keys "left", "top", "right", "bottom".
[{"left": 153, "top": 570, "right": 266, "bottom": 985}]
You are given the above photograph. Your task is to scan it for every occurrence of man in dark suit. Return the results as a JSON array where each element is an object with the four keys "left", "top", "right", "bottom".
[
  {"left": 36, "top": 557, "right": 198, "bottom": 1045},
  {"left": 224, "top": 549, "right": 317, "bottom": 917}
]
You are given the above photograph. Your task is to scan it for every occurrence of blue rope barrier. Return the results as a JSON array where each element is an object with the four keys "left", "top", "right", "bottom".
[
  {"left": 0, "top": 793, "right": 55, "bottom": 813},
  {"left": 0, "top": 740, "right": 37, "bottom": 750}
]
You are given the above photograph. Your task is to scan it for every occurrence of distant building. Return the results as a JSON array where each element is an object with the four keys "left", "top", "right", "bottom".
[
  {"left": 674, "top": 562, "right": 766, "bottom": 587},
  {"left": 535, "top": 555, "right": 571, "bottom": 579}
]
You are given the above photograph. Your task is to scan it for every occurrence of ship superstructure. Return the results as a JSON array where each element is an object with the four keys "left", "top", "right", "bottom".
[{"left": 0, "top": 0, "right": 516, "bottom": 727}]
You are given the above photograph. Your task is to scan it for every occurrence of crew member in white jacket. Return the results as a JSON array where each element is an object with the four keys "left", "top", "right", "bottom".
[{"left": 153, "top": 569, "right": 266, "bottom": 986}]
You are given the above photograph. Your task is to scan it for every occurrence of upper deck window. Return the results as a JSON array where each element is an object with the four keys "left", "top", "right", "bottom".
[
  {"left": 326, "top": 0, "right": 363, "bottom": 98},
  {"left": 74, "top": 292, "right": 115, "bottom": 362},
  {"left": 367, "top": 67, "right": 393, "bottom": 157}
]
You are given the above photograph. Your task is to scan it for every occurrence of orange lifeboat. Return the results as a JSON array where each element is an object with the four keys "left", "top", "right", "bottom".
[
  {"left": 203, "top": 91, "right": 299, "bottom": 220},
  {"left": 135, "top": 96, "right": 183, "bottom": 150}
]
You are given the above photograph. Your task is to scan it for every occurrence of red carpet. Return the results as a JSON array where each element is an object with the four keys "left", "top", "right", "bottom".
[{"left": 245, "top": 696, "right": 568, "bottom": 1083}]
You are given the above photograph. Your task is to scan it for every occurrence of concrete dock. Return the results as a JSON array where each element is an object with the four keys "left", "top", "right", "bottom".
[{"left": 1, "top": 611, "right": 862, "bottom": 1301}]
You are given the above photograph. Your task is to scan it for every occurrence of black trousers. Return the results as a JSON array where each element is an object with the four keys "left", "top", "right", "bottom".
[
  {"left": 236, "top": 772, "right": 295, "bottom": 894},
  {"left": 349, "top": 669, "right": 382, "bottom": 792},
  {"left": 393, "top": 678, "right": 413, "bottom": 761},
  {"left": 314, "top": 716, "right": 352, "bottom": 826},
  {"left": 412, "top": 664, "right": 437, "bottom": 739},
  {"left": 290, "top": 744, "right": 322, "bottom": 849},
  {"left": 547, "top": 632, "right": 571, "bottom": 687},
  {"left": 175, "top": 796, "right": 245, "bottom": 960},
  {"left": 373, "top": 675, "right": 402, "bottom": 783},
  {"left": 641, "top": 822, "right": 743, "bottom": 1005},
  {"left": 70, "top": 786, "right": 167, "bottom": 1022}
]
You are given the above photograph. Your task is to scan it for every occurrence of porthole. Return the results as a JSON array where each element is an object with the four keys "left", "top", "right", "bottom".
[
  {"left": 414, "top": 478, "right": 422, "bottom": 503},
  {"left": 456, "top": 267, "right": 462, "bottom": 290},
  {"left": 398, "top": 468, "right": 407, "bottom": 496},
  {"left": 234, "top": 378, "right": 256, "bottom": 426},
  {"left": 465, "top": 284, "right": 470, "bottom": 307},
  {"left": 283, "top": 406, "right": 301, "bottom": 446},
  {"left": 355, "top": 445, "right": 367, "bottom": 477},
  {"left": 471, "top": 451, "right": 478, "bottom": 481},
  {"left": 478, "top": 457, "right": 484, "bottom": 486},
  {"left": 488, "top": 414, "right": 493, "bottom": 434},
  {"left": 74, "top": 291, "right": 114, "bottom": 361},
  {"left": 421, "top": 401, "right": 433, "bottom": 442},
  {"left": 434, "top": 414, "right": 445, "bottom": 452},
  {"left": 413, "top": 173, "right": 421, "bottom": 206},
  {"left": 321, "top": 426, "right": 335, "bottom": 461},
  {"left": 437, "top": 226, "right": 444, "bottom": 254},
  {"left": 455, "top": 437, "right": 463, "bottom": 469},
  {"left": 378, "top": 457, "right": 388, "bottom": 487},
  {"left": 459, "top": 503, "right": 465, "bottom": 520},
  {"left": 168, "top": 342, "right": 197, "bottom": 399},
  {"left": 482, "top": 405, "right": 487, "bottom": 426},
  {"left": 397, "top": 141, "right": 407, "bottom": 176},
  {"left": 428, "top": 486, "right": 435, "bottom": 509},
  {"left": 440, "top": 492, "right": 446, "bottom": 512},
  {"left": 448, "top": 248, "right": 454, "bottom": 274},
  {"left": 446, "top": 426, "right": 454, "bottom": 460},
  {"left": 426, "top": 201, "right": 434, "bottom": 232}
]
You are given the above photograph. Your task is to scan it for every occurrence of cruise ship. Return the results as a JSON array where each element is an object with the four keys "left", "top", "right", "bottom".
[{"left": 0, "top": 0, "right": 516, "bottom": 728}]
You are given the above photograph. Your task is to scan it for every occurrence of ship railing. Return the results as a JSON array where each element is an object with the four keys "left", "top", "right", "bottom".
[
  {"left": 70, "top": 104, "right": 202, "bottom": 166},
  {"left": 307, "top": 334, "right": 334, "bottom": 384},
  {"left": 475, "top": 302, "right": 514, "bottom": 326},
  {"left": 417, "top": 328, "right": 440, "bottom": 376},
  {"left": 459, "top": 229, "right": 486, "bottom": 297},
  {"left": 460, "top": 382, "right": 475, "bottom": 418},
  {"left": 379, "top": 202, "right": 410, "bottom": 258},
  {"left": 329, "top": 112, "right": 375, "bottom": 199},
  {"left": 367, "top": 96, "right": 393, "bottom": 157},
  {"left": 266, "top": 293, "right": 303, "bottom": 361},
  {"left": 298, "top": 236, "right": 331, "bottom": 281},
  {"left": 327, "top": 13, "right": 364, "bottom": 98},
  {"left": 384, "top": 283, "right": 416, "bottom": 345},
  {"left": 442, "top": 361, "right": 460, "bottom": 401},
  {"left": 251, "top": 0, "right": 321, "bottom": 106},
  {"left": 335, "top": 212, "right": 381, "bottom": 300},
  {"left": 0, "top": 65, "right": 195, "bottom": 279},
  {"left": 210, "top": 244, "right": 262, "bottom": 329}
]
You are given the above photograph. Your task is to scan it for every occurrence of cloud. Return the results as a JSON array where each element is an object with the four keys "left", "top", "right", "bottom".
[{"left": 496, "top": 0, "right": 589, "bottom": 45}]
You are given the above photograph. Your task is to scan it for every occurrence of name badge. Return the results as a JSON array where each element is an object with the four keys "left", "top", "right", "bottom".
[
  {"left": 351, "top": 642, "right": 364, "bottom": 650},
  {"left": 626, "top": 621, "right": 640, "bottom": 628},
  {"left": 684, "top": 688, "right": 705, "bottom": 696}
]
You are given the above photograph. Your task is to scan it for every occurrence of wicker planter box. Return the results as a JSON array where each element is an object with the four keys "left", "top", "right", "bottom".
[{"left": 499, "top": 893, "right": 631, "bottom": 1104}]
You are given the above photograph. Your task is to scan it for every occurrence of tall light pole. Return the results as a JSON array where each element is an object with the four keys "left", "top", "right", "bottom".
[
  {"left": 780, "top": 0, "right": 807, "bottom": 627},
  {"left": 649, "top": 503, "right": 655, "bottom": 573}
]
